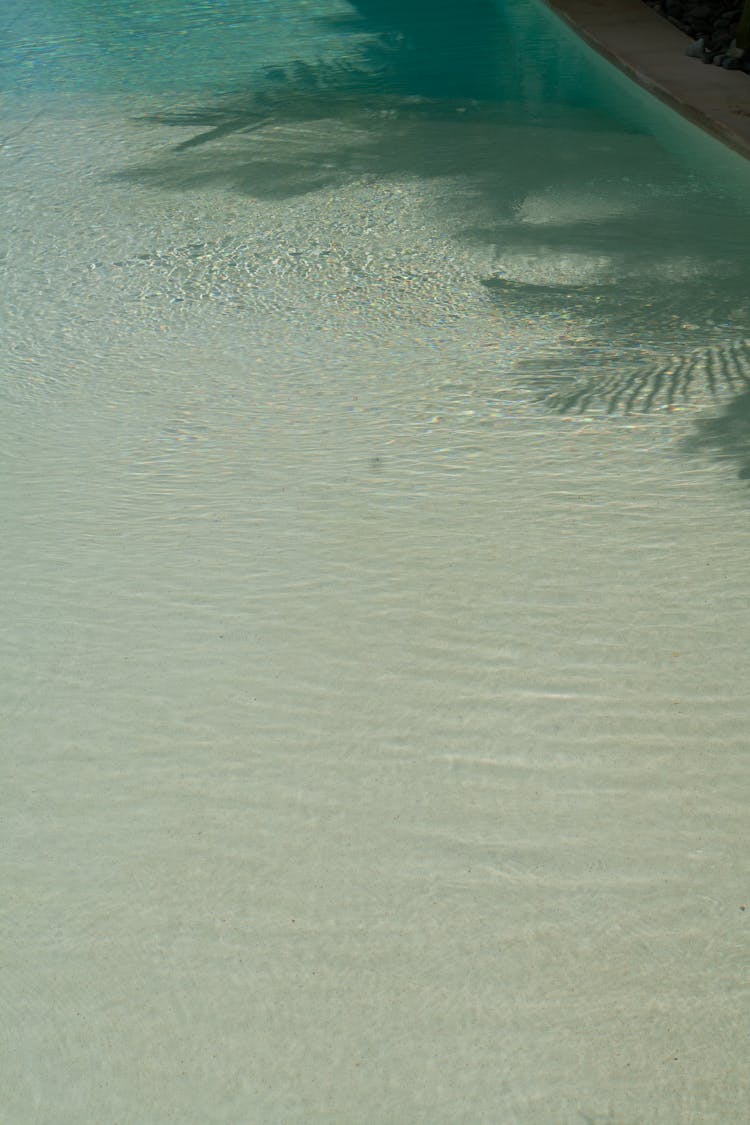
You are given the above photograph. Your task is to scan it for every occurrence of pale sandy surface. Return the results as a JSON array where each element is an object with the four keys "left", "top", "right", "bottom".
[
  {"left": 2, "top": 91, "right": 750, "bottom": 1124},
  {"left": 542, "top": 0, "right": 750, "bottom": 157},
  {"left": 2, "top": 2, "right": 750, "bottom": 1121}
]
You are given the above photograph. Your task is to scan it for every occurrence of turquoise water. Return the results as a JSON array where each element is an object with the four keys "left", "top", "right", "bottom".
[
  {"left": 3, "top": 3, "right": 750, "bottom": 1123},
  {"left": 2, "top": 0, "right": 356, "bottom": 97},
  {"left": 0, "top": 0, "right": 629, "bottom": 100}
]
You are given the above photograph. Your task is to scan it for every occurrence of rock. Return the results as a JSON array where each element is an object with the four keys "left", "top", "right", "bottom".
[{"left": 645, "top": 0, "right": 749, "bottom": 80}]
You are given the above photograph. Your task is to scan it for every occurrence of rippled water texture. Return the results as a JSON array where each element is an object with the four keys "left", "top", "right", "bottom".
[{"left": 2, "top": 2, "right": 750, "bottom": 1122}]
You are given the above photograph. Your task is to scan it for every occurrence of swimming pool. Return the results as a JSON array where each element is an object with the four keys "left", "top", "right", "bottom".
[{"left": 2, "top": 2, "right": 750, "bottom": 1121}]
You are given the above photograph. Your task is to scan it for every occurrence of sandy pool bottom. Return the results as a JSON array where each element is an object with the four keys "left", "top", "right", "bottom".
[{"left": 2, "top": 98, "right": 749, "bottom": 1124}]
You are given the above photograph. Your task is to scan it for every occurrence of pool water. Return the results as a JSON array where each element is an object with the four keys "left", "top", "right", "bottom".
[{"left": 2, "top": 2, "right": 750, "bottom": 1122}]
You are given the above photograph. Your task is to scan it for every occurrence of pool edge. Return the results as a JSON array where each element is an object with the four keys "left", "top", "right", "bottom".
[{"left": 539, "top": 0, "right": 750, "bottom": 160}]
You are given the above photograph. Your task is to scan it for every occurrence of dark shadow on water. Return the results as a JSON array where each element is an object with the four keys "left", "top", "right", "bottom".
[
  {"left": 510, "top": 323, "right": 750, "bottom": 414},
  {"left": 682, "top": 390, "right": 750, "bottom": 481},
  {"left": 110, "top": 0, "right": 750, "bottom": 480},
  {"left": 506, "top": 290, "right": 750, "bottom": 481},
  {"left": 116, "top": 0, "right": 635, "bottom": 200}
]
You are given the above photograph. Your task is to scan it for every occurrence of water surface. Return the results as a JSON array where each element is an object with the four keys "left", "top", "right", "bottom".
[{"left": 2, "top": 2, "right": 750, "bottom": 1122}]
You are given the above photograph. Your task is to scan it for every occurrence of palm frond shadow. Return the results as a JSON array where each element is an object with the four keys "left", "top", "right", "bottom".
[
  {"left": 142, "top": 54, "right": 396, "bottom": 158},
  {"left": 483, "top": 259, "right": 750, "bottom": 419},
  {"left": 130, "top": 0, "right": 516, "bottom": 157},
  {"left": 116, "top": 0, "right": 631, "bottom": 205},
  {"left": 125, "top": 89, "right": 531, "bottom": 203},
  {"left": 513, "top": 324, "right": 750, "bottom": 480},
  {"left": 522, "top": 337, "right": 750, "bottom": 415},
  {"left": 107, "top": 0, "right": 750, "bottom": 484}
]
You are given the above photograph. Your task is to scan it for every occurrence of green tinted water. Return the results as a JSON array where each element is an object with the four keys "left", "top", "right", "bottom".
[{"left": 2, "top": 3, "right": 750, "bottom": 1122}]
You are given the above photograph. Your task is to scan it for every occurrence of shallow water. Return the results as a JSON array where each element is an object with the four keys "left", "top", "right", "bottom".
[{"left": 2, "top": 2, "right": 750, "bottom": 1122}]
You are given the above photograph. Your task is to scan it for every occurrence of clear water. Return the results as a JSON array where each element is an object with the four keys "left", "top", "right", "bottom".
[{"left": 2, "top": 2, "right": 750, "bottom": 1122}]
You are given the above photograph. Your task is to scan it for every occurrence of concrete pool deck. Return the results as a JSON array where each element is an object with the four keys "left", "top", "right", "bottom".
[{"left": 542, "top": 0, "right": 750, "bottom": 159}]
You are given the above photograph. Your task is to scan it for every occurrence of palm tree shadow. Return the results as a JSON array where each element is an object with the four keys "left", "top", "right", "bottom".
[
  {"left": 506, "top": 295, "right": 750, "bottom": 478},
  {"left": 119, "top": 92, "right": 546, "bottom": 202},
  {"left": 511, "top": 319, "right": 750, "bottom": 480},
  {"left": 114, "top": 0, "right": 628, "bottom": 203},
  {"left": 514, "top": 333, "right": 750, "bottom": 414},
  {"left": 683, "top": 390, "right": 750, "bottom": 481},
  {"left": 109, "top": 0, "right": 750, "bottom": 483}
]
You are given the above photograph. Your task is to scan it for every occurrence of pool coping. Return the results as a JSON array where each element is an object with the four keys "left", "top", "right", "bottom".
[{"left": 540, "top": 0, "right": 750, "bottom": 160}]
